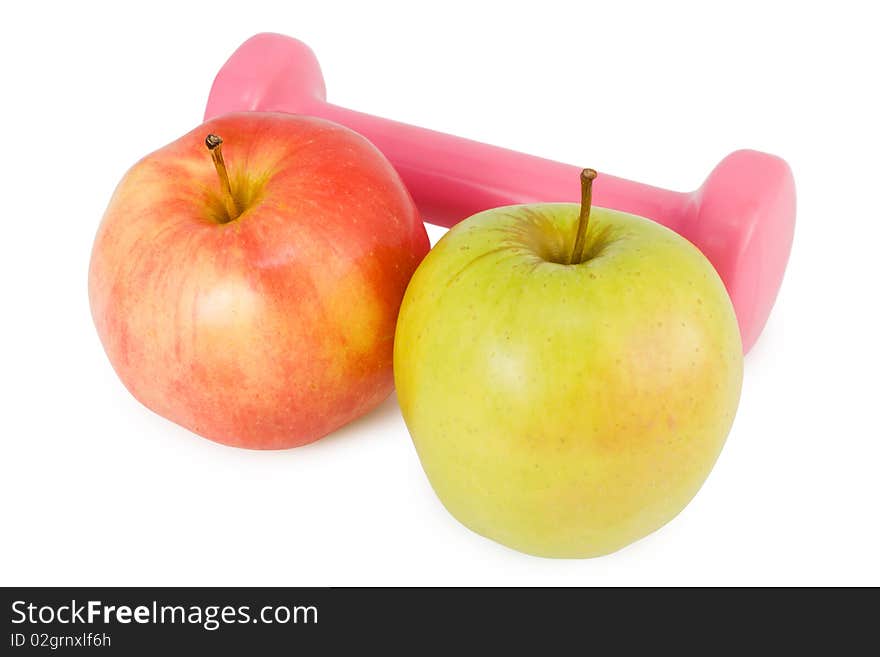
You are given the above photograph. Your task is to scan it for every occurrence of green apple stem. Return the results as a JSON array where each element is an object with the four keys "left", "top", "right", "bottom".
[
  {"left": 205, "top": 134, "right": 240, "bottom": 222},
  {"left": 568, "top": 168, "right": 598, "bottom": 265}
]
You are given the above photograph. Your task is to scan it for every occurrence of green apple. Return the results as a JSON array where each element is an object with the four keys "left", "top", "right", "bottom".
[{"left": 394, "top": 170, "right": 743, "bottom": 558}]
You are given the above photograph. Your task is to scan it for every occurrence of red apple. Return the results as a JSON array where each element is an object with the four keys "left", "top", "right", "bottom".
[{"left": 89, "top": 112, "right": 429, "bottom": 448}]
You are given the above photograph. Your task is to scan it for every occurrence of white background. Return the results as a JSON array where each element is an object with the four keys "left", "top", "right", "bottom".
[{"left": 1, "top": 0, "right": 877, "bottom": 586}]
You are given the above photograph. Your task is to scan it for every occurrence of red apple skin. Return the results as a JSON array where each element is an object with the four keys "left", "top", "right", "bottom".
[{"left": 89, "top": 112, "right": 429, "bottom": 449}]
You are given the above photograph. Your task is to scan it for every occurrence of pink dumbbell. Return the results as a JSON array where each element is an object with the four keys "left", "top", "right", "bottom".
[{"left": 205, "top": 33, "right": 795, "bottom": 353}]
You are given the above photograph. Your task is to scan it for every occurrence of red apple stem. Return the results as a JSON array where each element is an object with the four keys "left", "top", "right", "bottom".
[
  {"left": 568, "top": 168, "right": 598, "bottom": 265},
  {"left": 205, "top": 134, "right": 241, "bottom": 222}
]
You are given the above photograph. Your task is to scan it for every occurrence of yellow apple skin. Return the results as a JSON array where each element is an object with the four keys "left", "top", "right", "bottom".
[{"left": 394, "top": 204, "right": 743, "bottom": 558}]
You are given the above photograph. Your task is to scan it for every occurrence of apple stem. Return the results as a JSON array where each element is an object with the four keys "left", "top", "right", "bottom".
[
  {"left": 568, "top": 168, "right": 598, "bottom": 265},
  {"left": 205, "top": 134, "right": 240, "bottom": 222}
]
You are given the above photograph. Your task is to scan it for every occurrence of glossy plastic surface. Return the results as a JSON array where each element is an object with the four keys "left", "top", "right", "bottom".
[{"left": 205, "top": 33, "right": 796, "bottom": 352}]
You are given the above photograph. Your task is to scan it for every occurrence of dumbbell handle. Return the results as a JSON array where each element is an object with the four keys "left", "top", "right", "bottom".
[{"left": 315, "top": 102, "right": 686, "bottom": 230}]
